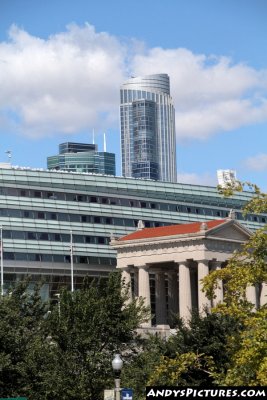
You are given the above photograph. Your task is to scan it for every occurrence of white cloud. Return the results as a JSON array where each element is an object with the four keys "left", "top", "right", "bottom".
[
  {"left": 0, "top": 23, "right": 267, "bottom": 140},
  {"left": 244, "top": 153, "right": 267, "bottom": 171},
  {"left": 177, "top": 171, "right": 216, "bottom": 186},
  {"left": 0, "top": 23, "right": 126, "bottom": 137},
  {"left": 131, "top": 47, "right": 267, "bottom": 140}
]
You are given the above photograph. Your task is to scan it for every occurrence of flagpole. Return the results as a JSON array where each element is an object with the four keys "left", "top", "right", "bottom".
[
  {"left": 1, "top": 226, "right": 3, "bottom": 296},
  {"left": 70, "top": 230, "right": 74, "bottom": 292}
]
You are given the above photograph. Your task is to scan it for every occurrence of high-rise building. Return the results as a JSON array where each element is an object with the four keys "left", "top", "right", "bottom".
[
  {"left": 217, "top": 169, "right": 237, "bottom": 188},
  {"left": 47, "top": 142, "right": 116, "bottom": 176},
  {"left": 120, "top": 74, "right": 177, "bottom": 182}
]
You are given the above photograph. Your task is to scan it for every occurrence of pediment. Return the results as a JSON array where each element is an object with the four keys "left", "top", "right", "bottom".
[{"left": 207, "top": 220, "right": 252, "bottom": 242}]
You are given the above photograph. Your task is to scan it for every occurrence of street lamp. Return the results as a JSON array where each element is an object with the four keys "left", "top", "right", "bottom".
[{"left": 112, "top": 354, "right": 123, "bottom": 400}]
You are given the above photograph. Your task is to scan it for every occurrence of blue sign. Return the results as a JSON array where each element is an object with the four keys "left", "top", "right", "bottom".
[{"left": 121, "top": 389, "right": 133, "bottom": 400}]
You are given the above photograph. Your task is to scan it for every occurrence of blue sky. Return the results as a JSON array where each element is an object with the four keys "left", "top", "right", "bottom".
[{"left": 0, "top": 0, "right": 267, "bottom": 189}]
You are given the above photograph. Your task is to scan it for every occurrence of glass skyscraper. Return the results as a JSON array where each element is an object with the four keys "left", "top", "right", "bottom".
[
  {"left": 47, "top": 142, "right": 116, "bottom": 176},
  {"left": 120, "top": 74, "right": 177, "bottom": 182}
]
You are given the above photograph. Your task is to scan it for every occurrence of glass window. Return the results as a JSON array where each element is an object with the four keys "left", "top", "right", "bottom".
[
  {"left": 74, "top": 235, "right": 83, "bottom": 243},
  {"left": 4, "top": 252, "right": 15, "bottom": 260},
  {"left": 28, "top": 232, "right": 37, "bottom": 240},
  {"left": 34, "top": 191, "right": 42, "bottom": 198},
  {"left": 3, "top": 230, "right": 11, "bottom": 239},
  {"left": 70, "top": 214, "right": 80, "bottom": 222},
  {"left": 54, "top": 233, "right": 61, "bottom": 242},
  {"left": 58, "top": 213, "right": 69, "bottom": 221},
  {"left": 15, "top": 253, "right": 27, "bottom": 260},
  {"left": 23, "top": 211, "right": 32, "bottom": 218},
  {"left": 12, "top": 231, "right": 25, "bottom": 239},
  {"left": 53, "top": 255, "right": 65, "bottom": 262},
  {"left": 8, "top": 209, "right": 21, "bottom": 218},
  {"left": 42, "top": 254, "right": 53, "bottom": 262},
  {"left": 39, "top": 233, "right": 49, "bottom": 240},
  {"left": 37, "top": 212, "right": 45, "bottom": 219}
]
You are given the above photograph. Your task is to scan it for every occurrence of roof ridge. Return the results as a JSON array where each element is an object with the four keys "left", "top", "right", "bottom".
[{"left": 119, "top": 219, "right": 227, "bottom": 241}]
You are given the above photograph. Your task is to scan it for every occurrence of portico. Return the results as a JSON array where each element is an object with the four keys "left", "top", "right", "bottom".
[{"left": 111, "top": 218, "right": 256, "bottom": 333}]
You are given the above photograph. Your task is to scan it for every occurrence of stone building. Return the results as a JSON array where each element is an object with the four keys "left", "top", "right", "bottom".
[{"left": 111, "top": 217, "right": 267, "bottom": 335}]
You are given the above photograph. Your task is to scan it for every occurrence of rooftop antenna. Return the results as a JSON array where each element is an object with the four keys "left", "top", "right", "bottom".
[
  {"left": 103, "top": 132, "right": 107, "bottom": 152},
  {"left": 5, "top": 150, "right": 12, "bottom": 164},
  {"left": 92, "top": 129, "right": 95, "bottom": 145}
]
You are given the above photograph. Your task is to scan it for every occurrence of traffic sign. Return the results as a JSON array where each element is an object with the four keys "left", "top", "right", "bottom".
[{"left": 121, "top": 388, "right": 133, "bottom": 400}]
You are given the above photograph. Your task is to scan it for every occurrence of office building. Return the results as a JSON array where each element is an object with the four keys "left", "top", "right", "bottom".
[
  {"left": 0, "top": 165, "right": 265, "bottom": 298},
  {"left": 47, "top": 142, "right": 116, "bottom": 176},
  {"left": 120, "top": 74, "right": 177, "bottom": 182},
  {"left": 217, "top": 169, "right": 237, "bottom": 188}
]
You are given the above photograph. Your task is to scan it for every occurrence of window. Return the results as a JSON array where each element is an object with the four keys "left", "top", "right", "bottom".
[
  {"left": 12, "top": 231, "right": 25, "bottom": 239},
  {"left": 37, "top": 212, "right": 45, "bottom": 219},
  {"left": 9, "top": 209, "right": 21, "bottom": 218},
  {"left": 34, "top": 191, "right": 42, "bottom": 198},
  {"left": 28, "top": 232, "right": 37, "bottom": 240},
  {"left": 94, "top": 216, "right": 101, "bottom": 224},
  {"left": 81, "top": 215, "right": 87, "bottom": 223},
  {"left": 39, "top": 233, "right": 49, "bottom": 240},
  {"left": 85, "top": 236, "right": 92, "bottom": 243},
  {"left": 54, "top": 234, "right": 61, "bottom": 242}
]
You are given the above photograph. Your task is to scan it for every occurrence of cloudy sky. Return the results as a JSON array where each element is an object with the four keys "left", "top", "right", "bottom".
[{"left": 0, "top": 0, "right": 267, "bottom": 189}]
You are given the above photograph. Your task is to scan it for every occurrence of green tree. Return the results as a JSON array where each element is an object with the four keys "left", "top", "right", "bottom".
[
  {"left": 0, "top": 272, "right": 148, "bottom": 399},
  {"left": 0, "top": 278, "right": 49, "bottom": 398},
  {"left": 202, "top": 181, "right": 267, "bottom": 385},
  {"left": 144, "top": 312, "right": 239, "bottom": 387},
  {"left": 40, "top": 272, "right": 148, "bottom": 400}
]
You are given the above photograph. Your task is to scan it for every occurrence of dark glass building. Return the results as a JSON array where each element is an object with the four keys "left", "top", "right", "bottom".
[{"left": 47, "top": 142, "right": 116, "bottom": 176}]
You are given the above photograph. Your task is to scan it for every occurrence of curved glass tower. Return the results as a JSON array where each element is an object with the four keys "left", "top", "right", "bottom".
[{"left": 120, "top": 74, "right": 177, "bottom": 182}]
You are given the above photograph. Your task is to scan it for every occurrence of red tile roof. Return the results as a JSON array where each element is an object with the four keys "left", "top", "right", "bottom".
[{"left": 119, "top": 219, "right": 227, "bottom": 241}]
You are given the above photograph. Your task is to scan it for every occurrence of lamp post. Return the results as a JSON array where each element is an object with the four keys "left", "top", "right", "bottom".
[{"left": 112, "top": 354, "right": 123, "bottom": 400}]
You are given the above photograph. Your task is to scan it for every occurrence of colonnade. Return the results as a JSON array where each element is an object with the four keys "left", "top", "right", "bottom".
[{"left": 121, "top": 260, "right": 267, "bottom": 327}]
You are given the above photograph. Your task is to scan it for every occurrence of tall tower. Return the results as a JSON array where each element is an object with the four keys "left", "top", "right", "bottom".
[{"left": 120, "top": 74, "right": 177, "bottom": 182}]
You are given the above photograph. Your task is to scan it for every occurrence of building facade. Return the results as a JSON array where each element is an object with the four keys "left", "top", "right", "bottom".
[
  {"left": 120, "top": 74, "right": 177, "bottom": 182},
  {"left": 0, "top": 165, "right": 266, "bottom": 298},
  {"left": 112, "top": 218, "right": 267, "bottom": 334},
  {"left": 47, "top": 142, "right": 116, "bottom": 176}
]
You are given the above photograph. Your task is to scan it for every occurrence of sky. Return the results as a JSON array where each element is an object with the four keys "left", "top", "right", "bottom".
[{"left": 0, "top": 0, "right": 267, "bottom": 189}]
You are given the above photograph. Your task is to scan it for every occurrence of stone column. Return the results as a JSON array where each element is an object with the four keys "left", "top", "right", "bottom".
[
  {"left": 260, "top": 282, "right": 267, "bottom": 307},
  {"left": 198, "top": 260, "right": 211, "bottom": 314},
  {"left": 121, "top": 266, "right": 132, "bottom": 303},
  {"left": 138, "top": 265, "right": 151, "bottom": 327},
  {"left": 246, "top": 285, "right": 257, "bottom": 310},
  {"left": 211, "top": 261, "right": 224, "bottom": 306},
  {"left": 179, "top": 261, "right": 192, "bottom": 321},
  {"left": 168, "top": 270, "right": 179, "bottom": 324},
  {"left": 155, "top": 271, "right": 167, "bottom": 326}
]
